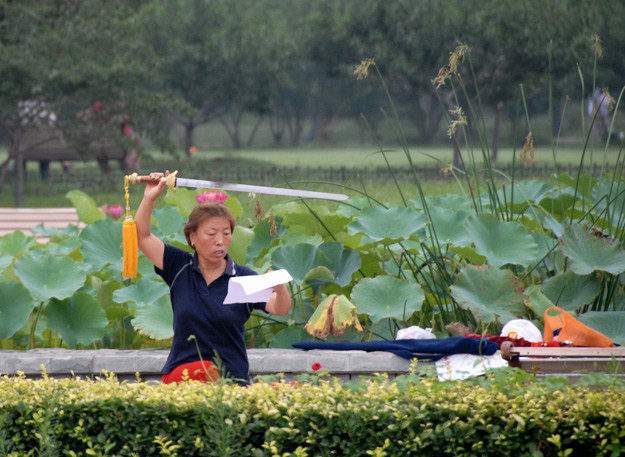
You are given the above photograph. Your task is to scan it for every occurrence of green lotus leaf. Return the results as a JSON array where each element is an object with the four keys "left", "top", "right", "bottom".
[
  {"left": 498, "top": 180, "right": 555, "bottom": 213},
  {"left": 578, "top": 311, "right": 625, "bottom": 346},
  {"left": 0, "top": 252, "right": 14, "bottom": 271},
  {"left": 538, "top": 191, "right": 577, "bottom": 219},
  {"left": 230, "top": 226, "right": 255, "bottom": 266},
  {"left": 450, "top": 264, "right": 527, "bottom": 325},
  {"left": 42, "top": 292, "right": 108, "bottom": 348},
  {"left": 112, "top": 278, "right": 169, "bottom": 308},
  {"left": 351, "top": 276, "right": 425, "bottom": 324},
  {"left": 132, "top": 294, "right": 173, "bottom": 340},
  {"left": 465, "top": 213, "right": 539, "bottom": 268},
  {"left": 269, "top": 326, "right": 313, "bottom": 349},
  {"left": 66, "top": 189, "right": 106, "bottom": 224},
  {"left": 417, "top": 193, "right": 474, "bottom": 211},
  {"left": 305, "top": 294, "right": 363, "bottom": 337},
  {"left": 13, "top": 254, "right": 86, "bottom": 302},
  {"left": 247, "top": 217, "right": 286, "bottom": 263},
  {"left": 0, "top": 231, "right": 37, "bottom": 255},
  {"left": 541, "top": 272, "right": 600, "bottom": 311},
  {"left": 271, "top": 243, "right": 333, "bottom": 286},
  {"left": 280, "top": 205, "right": 351, "bottom": 239},
  {"left": 31, "top": 224, "right": 80, "bottom": 240},
  {"left": 317, "top": 242, "right": 361, "bottom": 287},
  {"left": 426, "top": 206, "right": 471, "bottom": 247},
  {"left": 37, "top": 236, "right": 81, "bottom": 257},
  {"left": 450, "top": 245, "right": 487, "bottom": 265},
  {"left": 80, "top": 219, "right": 123, "bottom": 272},
  {"left": 559, "top": 224, "right": 625, "bottom": 275},
  {"left": 152, "top": 206, "right": 187, "bottom": 245},
  {"left": 524, "top": 285, "right": 554, "bottom": 322},
  {"left": 348, "top": 206, "right": 426, "bottom": 244},
  {"left": 554, "top": 173, "right": 596, "bottom": 199},
  {"left": 592, "top": 179, "right": 625, "bottom": 223},
  {"left": 0, "top": 281, "right": 35, "bottom": 339}
]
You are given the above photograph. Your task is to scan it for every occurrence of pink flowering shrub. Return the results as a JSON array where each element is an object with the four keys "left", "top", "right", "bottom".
[{"left": 196, "top": 190, "right": 228, "bottom": 204}]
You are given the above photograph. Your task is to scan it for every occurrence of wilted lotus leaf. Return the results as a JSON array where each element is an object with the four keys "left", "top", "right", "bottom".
[{"left": 304, "top": 294, "right": 363, "bottom": 338}]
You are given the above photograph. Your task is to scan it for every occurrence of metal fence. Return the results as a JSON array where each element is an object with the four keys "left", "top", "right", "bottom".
[{"left": 11, "top": 162, "right": 620, "bottom": 193}]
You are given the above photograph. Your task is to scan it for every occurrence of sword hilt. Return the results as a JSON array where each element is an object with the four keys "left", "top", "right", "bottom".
[{"left": 127, "top": 170, "right": 178, "bottom": 192}]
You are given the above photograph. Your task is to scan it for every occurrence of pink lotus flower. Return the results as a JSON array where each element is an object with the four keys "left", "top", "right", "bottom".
[
  {"left": 109, "top": 205, "right": 124, "bottom": 219},
  {"left": 196, "top": 190, "right": 228, "bottom": 204}
]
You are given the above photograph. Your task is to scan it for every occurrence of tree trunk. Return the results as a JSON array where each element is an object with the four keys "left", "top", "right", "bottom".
[{"left": 184, "top": 123, "right": 195, "bottom": 157}]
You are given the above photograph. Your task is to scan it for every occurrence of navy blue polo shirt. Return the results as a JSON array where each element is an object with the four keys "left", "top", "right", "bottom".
[{"left": 156, "top": 244, "right": 267, "bottom": 382}]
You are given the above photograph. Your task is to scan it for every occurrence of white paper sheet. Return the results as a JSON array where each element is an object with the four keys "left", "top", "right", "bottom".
[{"left": 224, "top": 269, "right": 293, "bottom": 304}]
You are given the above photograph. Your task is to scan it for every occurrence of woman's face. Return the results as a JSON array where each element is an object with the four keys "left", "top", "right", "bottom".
[{"left": 189, "top": 216, "right": 232, "bottom": 264}]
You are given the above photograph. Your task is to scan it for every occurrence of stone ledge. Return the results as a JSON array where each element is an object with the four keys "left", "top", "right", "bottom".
[{"left": 0, "top": 348, "right": 418, "bottom": 382}]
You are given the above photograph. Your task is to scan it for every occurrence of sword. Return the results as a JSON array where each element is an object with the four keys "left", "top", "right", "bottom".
[{"left": 127, "top": 171, "right": 349, "bottom": 201}]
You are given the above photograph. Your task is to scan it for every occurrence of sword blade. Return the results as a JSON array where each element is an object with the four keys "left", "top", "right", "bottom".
[{"left": 176, "top": 177, "right": 349, "bottom": 201}]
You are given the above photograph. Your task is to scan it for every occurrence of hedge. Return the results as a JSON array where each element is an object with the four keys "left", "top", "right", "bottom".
[{"left": 1, "top": 369, "right": 625, "bottom": 457}]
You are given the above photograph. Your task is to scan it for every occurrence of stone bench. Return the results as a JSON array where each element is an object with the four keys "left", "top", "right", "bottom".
[{"left": 0, "top": 348, "right": 416, "bottom": 383}]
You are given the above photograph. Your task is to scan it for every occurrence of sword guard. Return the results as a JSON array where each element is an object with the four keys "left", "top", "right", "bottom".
[{"left": 127, "top": 170, "right": 178, "bottom": 192}]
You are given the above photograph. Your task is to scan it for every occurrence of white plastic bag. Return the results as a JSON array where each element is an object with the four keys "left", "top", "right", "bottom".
[{"left": 396, "top": 325, "right": 436, "bottom": 340}]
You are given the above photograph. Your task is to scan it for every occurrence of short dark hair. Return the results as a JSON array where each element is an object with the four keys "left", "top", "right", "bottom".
[{"left": 183, "top": 202, "right": 236, "bottom": 248}]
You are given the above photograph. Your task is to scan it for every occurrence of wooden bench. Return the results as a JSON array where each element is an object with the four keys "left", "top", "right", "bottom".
[
  {"left": 14, "top": 125, "right": 126, "bottom": 170},
  {"left": 500, "top": 342, "right": 625, "bottom": 380},
  {"left": 0, "top": 207, "right": 85, "bottom": 242}
]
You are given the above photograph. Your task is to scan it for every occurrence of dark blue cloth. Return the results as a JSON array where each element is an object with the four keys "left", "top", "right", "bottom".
[
  {"left": 292, "top": 337, "right": 498, "bottom": 361},
  {"left": 156, "top": 244, "right": 266, "bottom": 382}
]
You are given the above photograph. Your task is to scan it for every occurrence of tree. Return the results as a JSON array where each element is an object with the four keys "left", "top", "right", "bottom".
[{"left": 0, "top": 0, "right": 169, "bottom": 205}]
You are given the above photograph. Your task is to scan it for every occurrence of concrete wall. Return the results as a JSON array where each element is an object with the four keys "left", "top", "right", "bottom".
[{"left": 0, "top": 348, "right": 417, "bottom": 383}]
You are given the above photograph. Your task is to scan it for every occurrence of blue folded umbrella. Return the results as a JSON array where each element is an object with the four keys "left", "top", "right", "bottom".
[{"left": 292, "top": 336, "right": 498, "bottom": 361}]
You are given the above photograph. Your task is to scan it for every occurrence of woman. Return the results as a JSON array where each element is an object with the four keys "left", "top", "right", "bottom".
[{"left": 135, "top": 171, "right": 291, "bottom": 384}]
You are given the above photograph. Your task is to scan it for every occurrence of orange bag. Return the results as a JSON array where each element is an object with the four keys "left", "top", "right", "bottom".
[{"left": 543, "top": 306, "right": 613, "bottom": 347}]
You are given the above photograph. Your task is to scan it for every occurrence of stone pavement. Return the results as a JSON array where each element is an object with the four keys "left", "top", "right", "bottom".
[{"left": 0, "top": 348, "right": 418, "bottom": 383}]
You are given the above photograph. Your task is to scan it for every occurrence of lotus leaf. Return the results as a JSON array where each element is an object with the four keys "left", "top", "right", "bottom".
[
  {"left": 80, "top": 219, "right": 124, "bottom": 273},
  {"left": 113, "top": 278, "right": 169, "bottom": 308},
  {"left": 348, "top": 206, "right": 426, "bottom": 244},
  {"left": 230, "top": 226, "right": 255, "bottom": 265},
  {"left": 0, "top": 252, "right": 14, "bottom": 271},
  {"left": 554, "top": 173, "right": 596, "bottom": 199},
  {"left": 559, "top": 224, "right": 625, "bottom": 275},
  {"left": 271, "top": 244, "right": 333, "bottom": 286},
  {"left": 13, "top": 254, "right": 86, "bottom": 302},
  {"left": 66, "top": 189, "right": 106, "bottom": 224},
  {"left": 498, "top": 180, "right": 555, "bottom": 213},
  {"left": 42, "top": 292, "right": 108, "bottom": 348},
  {"left": 541, "top": 272, "right": 600, "bottom": 311},
  {"left": 132, "top": 294, "right": 174, "bottom": 339},
  {"left": 304, "top": 294, "right": 363, "bottom": 338},
  {"left": 415, "top": 193, "right": 474, "bottom": 211},
  {"left": 578, "top": 311, "right": 625, "bottom": 346},
  {"left": 524, "top": 285, "right": 554, "bottom": 322},
  {"left": 153, "top": 206, "right": 187, "bottom": 244},
  {"left": 269, "top": 326, "right": 313, "bottom": 348},
  {"left": 465, "top": 213, "right": 538, "bottom": 268},
  {"left": 317, "top": 242, "right": 361, "bottom": 287},
  {"left": 426, "top": 206, "right": 471, "bottom": 247},
  {"left": 0, "top": 231, "right": 37, "bottom": 255},
  {"left": 31, "top": 224, "right": 80, "bottom": 239},
  {"left": 0, "top": 281, "right": 35, "bottom": 339},
  {"left": 538, "top": 191, "right": 577, "bottom": 219},
  {"left": 351, "top": 276, "right": 425, "bottom": 324},
  {"left": 450, "top": 264, "right": 526, "bottom": 325},
  {"left": 247, "top": 217, "right": 286, "bottom": 263}
]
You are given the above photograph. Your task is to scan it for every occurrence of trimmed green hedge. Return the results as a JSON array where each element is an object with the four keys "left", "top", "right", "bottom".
[{"left": 1, "top": 369, "right": 625, "bottom": 456}]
